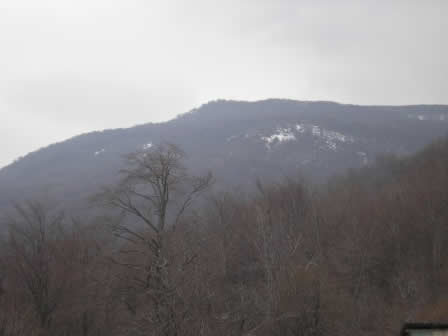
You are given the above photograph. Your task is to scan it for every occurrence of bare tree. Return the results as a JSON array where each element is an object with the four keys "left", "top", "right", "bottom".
[
  {"left": 95, "top": 143, "right": 213, "bottom": 335},
  {"left": 2, "top": 201, "right": 78, "bottom": 332},
  {"left": 98, "top": 143, "right": 212, "bottom": 248}
]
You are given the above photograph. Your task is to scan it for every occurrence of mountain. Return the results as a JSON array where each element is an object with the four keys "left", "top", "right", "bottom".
[{"left": 1, "top": 99, "right": 448, "bottom": 210}]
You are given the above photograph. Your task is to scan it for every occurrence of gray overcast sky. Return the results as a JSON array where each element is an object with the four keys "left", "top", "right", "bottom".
[{"left": 1, "top": 0, "right": 447, "bottom": 168}]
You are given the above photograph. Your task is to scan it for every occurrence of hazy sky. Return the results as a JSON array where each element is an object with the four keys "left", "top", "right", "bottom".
[{"left": 1, "top": 0, "right": 447, "bottom": 168}]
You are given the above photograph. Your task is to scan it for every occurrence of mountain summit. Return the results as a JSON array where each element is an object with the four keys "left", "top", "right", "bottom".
[{"left": 1, "top": 99, "right": 448, "bottom": 209}]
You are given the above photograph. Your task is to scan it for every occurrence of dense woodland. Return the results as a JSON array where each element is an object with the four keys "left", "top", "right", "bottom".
[{"left": 1, "top": 137, "right": 448, "bottom": 336}]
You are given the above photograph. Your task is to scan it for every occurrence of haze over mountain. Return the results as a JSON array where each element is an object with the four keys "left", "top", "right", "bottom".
[
  {"left": 1, "top": 99, "right": 448, "bottom": 210},
  {"left": 2, "top": 0, "right": 448, "bottom": 334},
  {"left": 2, "top": 1, "right": 447, "bottom": 169}
]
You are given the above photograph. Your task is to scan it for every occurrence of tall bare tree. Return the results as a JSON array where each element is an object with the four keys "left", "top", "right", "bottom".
[
  {"left": 99, "top": 143, "right": 212, "bottom": 247},
  {"left": 96, "top": 143, "right": 213, "bottom": 335}
]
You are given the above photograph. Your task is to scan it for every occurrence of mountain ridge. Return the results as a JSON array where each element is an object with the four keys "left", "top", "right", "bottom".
[
  {"left": 1, "top": 99, "right": 448, "bottom": 210},
  {"left": 4, "top": 98, "right": 448, "bottom": 173}
]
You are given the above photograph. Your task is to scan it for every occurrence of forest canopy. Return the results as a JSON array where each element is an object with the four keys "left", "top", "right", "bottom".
[{"left": 1, "top": 138, "right": 448, "bottom": 335}]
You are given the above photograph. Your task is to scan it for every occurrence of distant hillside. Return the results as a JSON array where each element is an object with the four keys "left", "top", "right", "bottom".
[
  {"left": 2, "top": 115, "right": 448, "bottom": 336},
  {"left": 1, "top": 99, "right": 448, "bottom": 210}
]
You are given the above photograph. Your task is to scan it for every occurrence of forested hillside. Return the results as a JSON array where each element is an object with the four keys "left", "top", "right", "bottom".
[
  {"left": 1, "top": 100, "right": 448, "bottom": 212},
  {"left": 1, "top": 136, "right": 447, "bottom": 336}
]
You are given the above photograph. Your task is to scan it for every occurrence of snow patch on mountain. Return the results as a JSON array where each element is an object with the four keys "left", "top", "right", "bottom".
[
  {"left": 142, "top": 143, "right": 153, "bottom": 150},
  {"left": 227, "top": 123, "right": 354, "bottom": 151},
  {"left": 295, "top": 124, "right": 354, "bottom": 150},
  {"left": 320, "top": 129, "right": 354, "bottom": 150},
  {"left": 408, "top": 114, "right": 448, "bottom": 121},
  {"left": 94, "top": 149, "right": 105, "bottom": 156},
  {"left": 262, "top": 128, "right": 296, "bottom": 149},
  {"left": 296, "top": 124, "right": 305, "bottom": 133}
]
